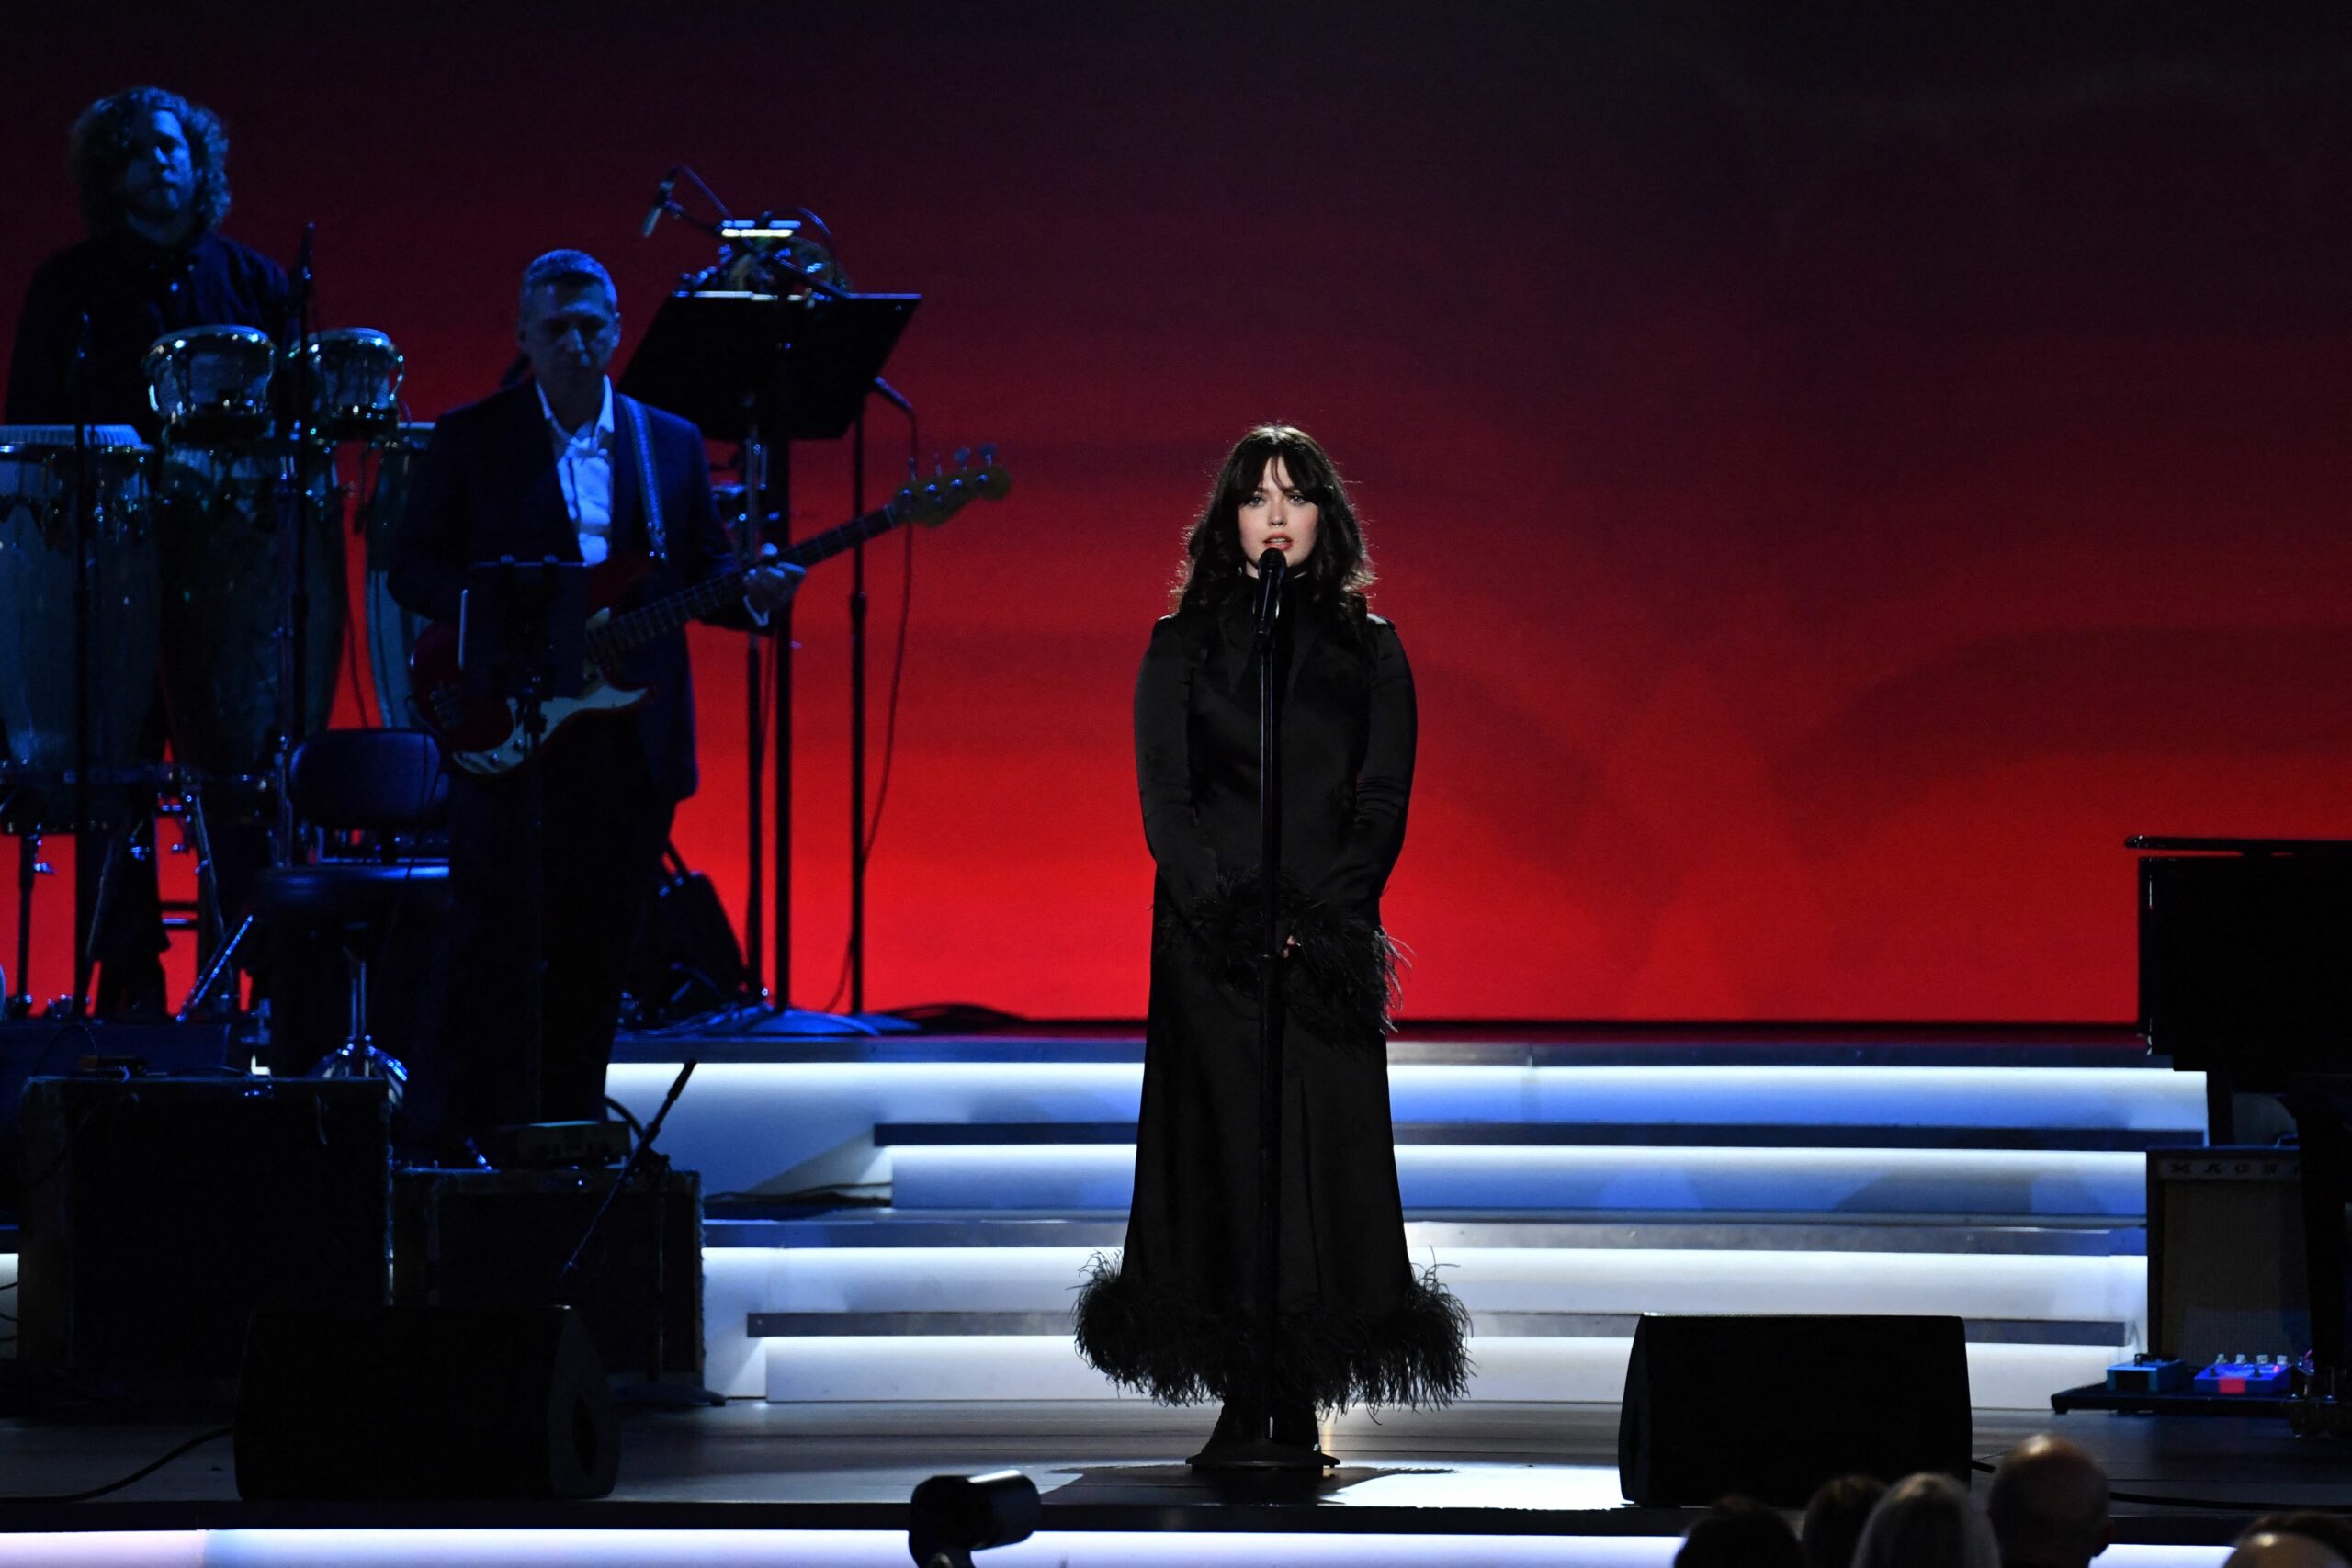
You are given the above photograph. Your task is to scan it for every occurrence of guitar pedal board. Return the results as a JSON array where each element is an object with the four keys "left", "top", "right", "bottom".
[{"left": 2192, "top": 1354, "right": 2297, "bottom": 1396}]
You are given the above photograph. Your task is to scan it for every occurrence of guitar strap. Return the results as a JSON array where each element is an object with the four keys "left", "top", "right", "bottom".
[{"left": 619, "top": 394, "right": 670, "bottom": 562}]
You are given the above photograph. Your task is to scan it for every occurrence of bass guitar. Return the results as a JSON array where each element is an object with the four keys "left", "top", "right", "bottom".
[{"left": 410, "top": 446, "right": 1010, "bottom": 774}]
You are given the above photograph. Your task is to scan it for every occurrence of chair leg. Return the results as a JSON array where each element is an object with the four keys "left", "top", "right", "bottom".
[
  {"left": 315, "top": 942, "right": 408, "bottom": 1097},
  {"left": 347, "top": 945, "right": 369, "bottom": 1058}
]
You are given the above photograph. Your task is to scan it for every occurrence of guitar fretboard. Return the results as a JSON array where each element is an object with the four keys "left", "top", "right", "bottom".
[{"left": 585, "top": 497, "right": 908, "bottom": 661}]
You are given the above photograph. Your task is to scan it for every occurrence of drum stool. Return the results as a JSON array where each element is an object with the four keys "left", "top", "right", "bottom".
[{"left": 187, "top": 728, "right": 450, "bottom": 1090}]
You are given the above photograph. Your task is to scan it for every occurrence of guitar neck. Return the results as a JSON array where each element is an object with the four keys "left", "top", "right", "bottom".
[
  {"left": 778, "top": 499, "right": 907, "bottom": 570},
  {"left": 589, "top": 498, "right": 908, "bottom": 659}
]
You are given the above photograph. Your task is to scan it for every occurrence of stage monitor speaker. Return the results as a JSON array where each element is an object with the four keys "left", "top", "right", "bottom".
[
  {"left": 0, "top": 1022, "right": 237, "bottom": 1205},
  {"left": 17, "top": 1074, "right": 390, "bottom": 1388},
  {"left": 394, "top": 1165, "right": 703, "bottom": 1384},
  {"left": 235, "top": 1304, "right": 617, "bottom": 1500},
  {"left": 2149, "top": 1148, "right": 2310, "bottom": 1366},
  {"left": 1617, "top": 1314, "right": 1971, "bottom": 1507}
]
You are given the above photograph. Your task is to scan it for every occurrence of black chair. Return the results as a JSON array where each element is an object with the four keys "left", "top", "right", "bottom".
[{"left": 184, "top": 729, "right": 451, "bottom": 1089}]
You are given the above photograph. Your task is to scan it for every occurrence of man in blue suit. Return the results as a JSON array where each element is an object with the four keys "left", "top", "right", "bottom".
[{"left": 389, "top": 249, "right": 798, "bottom": 1146}]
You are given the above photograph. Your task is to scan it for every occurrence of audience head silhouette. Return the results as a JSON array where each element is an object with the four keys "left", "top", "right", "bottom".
[
  {"left": 2227, "top": 1529, "right": 2352, "bottom": 1568},
  {"left": 1987, "top": 1434, "right": 2111, "bottom": 1568},
  {"left": 2241, "top": 1516, "right": 2352, "bottom": 1568},
  {"left": 1677, "top": 1495, "right": 1804, "bottom": 1568},
  {"left": 1851, "top": 1472, "right": 2000, "bottom": 1568},
  {"left": 1803, "top": 1474, "right": 1889, "bottom": 1568}
]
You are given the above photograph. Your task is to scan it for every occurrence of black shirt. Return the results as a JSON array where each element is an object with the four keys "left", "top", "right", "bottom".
[{"left": 6, "top": 228, "right": 289, "bottom": 433}]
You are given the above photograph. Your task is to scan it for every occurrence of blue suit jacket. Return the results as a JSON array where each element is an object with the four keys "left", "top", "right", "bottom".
[{"left": 385, "top": 381, "right": 753, "bottom": 802}]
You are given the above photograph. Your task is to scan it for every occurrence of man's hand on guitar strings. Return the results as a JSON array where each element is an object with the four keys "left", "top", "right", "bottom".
[{"left": 743, "top": 544, "right": 805, "bottom": 616}]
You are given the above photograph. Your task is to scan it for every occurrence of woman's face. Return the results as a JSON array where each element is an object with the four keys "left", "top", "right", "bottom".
[{"left": 1238, "top": 456, "right": 1320, "bottom": 576}]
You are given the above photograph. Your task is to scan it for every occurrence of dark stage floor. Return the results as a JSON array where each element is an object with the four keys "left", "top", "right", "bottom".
[{"left": 0, "top": 1399, "right": 2340, "bottom": 1548}]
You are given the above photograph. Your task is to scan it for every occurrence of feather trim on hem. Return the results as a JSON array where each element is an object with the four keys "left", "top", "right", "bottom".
[
  {"left": 1072, "top": 1253, "right": 1471, "bottom": 1413},
  {"left": 1166, "top": 869, "right": 1402, "bottom": 1042}
]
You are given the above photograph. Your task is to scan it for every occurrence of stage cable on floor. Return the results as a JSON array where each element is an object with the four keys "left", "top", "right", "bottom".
[{"left": 0, "top": 1426, "right": 232, "bottom": 1505}]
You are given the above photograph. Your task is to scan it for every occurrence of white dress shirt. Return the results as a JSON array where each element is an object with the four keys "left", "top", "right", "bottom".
[
  {"left": 538, "top": 377, "right": 616, "bottom": 563},
  {"left": 537, "top": 374, "right": 778, "bottom": 623}
]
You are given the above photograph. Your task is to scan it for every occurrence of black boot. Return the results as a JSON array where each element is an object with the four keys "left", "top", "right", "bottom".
[
  {"left": 1271, "top": 1398, "right": 1320, "bottom": 1450},
  {"left": 1189, "top": 1398, "right": 1261, "bottom": 1464}
]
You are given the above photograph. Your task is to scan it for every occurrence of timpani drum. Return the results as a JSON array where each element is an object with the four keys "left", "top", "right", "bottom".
[
  {"left": 142, "top": 325, "right": 276, "bottom": 446},
  {"left": 302, "top": 328, "right": 404, "bottom": 441},
  {"left": 0, "top": 426, "right": 160, "bottom": 829}
]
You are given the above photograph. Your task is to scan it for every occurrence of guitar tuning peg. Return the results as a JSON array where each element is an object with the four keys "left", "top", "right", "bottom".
[
  {"left": 954, "top": 446, "right": 971, "bottom": 468},
  {"left": 979, "top": 444, "right": 996, "bottom": 467},
  {"left": 933, "top": 453, "right": 944, "bottom": 477}
]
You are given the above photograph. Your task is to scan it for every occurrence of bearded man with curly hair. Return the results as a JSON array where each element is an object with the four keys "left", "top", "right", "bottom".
[
  {"left": 9, "top": 85, "right": 288, "bottom": 430},
  {"left": 6, "top": 85, "right": 290, "bottom": 1016}
]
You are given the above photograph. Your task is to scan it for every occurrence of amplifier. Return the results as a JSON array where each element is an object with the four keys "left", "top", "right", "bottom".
[
  {"left": 17, "top": 1074, "right": 390, "bottom": 1388},
  {"left": 2148, "top": 1148, "right": 2310, "bottom": 1366},
  {"left": 0, "top": 1021, "right": 240, "bottom": 1206},
  {"left": 393, "top": 1165, "right": 703, "bottom": 1384}
]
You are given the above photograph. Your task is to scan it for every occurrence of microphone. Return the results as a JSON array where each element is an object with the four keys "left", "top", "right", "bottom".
[
  {"left": 1254, "top": 547, "right": 1287, "bottom": 637},
  {"left": 639, "top": 168, "right": 678, "bottom": 238},
  {"left": 870, "top": 377, "right": 914, "bottom": 415}
]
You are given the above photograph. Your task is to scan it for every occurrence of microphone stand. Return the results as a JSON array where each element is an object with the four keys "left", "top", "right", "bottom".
[
  {"left": 1198, "top": 549, "right": 1325, "bottom": 1472},
  {"left": 855, "top": 378, "right": 915, "bottom": 1014},
  {"left": 848, "top": 404, "right": 866, "bottom": 1013},
  {"left": 643, "top": 170, "right": 856, "bottom": 1013}
]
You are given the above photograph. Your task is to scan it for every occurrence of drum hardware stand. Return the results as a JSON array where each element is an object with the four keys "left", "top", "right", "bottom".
[
  {"left": 10, "top": 829, "right": 45, "bottom": 1018},
  {"left": 1192, "top": 547, "right": 1329, "bottom": 1473},
  {"left": 159, "top": 776, "right": 234, "bottom": 1014},
  {"left": 67, "top": 310, "right": 99, "bottom": 1017},
  {"left": 269, "top": 222, "right": 320, "bottom": 870}
]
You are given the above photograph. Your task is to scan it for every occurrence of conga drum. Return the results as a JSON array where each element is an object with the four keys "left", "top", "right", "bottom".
[
  {"left": 142, "top": 326, "right": 275, "bottom": 447},
  {"left": 360, "top": 423, "right": 435, "bottom": 728},
  {"left": 150, "top": 440, "right": 343, "bottom": 782},
  {"left": 0, "top": 426, "right": 159, "bottom": 829}
]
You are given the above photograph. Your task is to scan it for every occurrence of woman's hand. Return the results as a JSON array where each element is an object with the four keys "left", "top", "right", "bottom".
[{"left": 1283, "top": 934, "right": 1299, "bottom": 960}]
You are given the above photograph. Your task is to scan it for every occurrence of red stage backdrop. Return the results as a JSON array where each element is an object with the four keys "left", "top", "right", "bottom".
[{"left": 7, "top": 4, "right": 2352, "bottom": 1021}]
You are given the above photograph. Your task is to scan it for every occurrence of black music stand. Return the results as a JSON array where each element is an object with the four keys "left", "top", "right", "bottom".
[{"left": 619, "top": 289, "right": 916, "bottom": 1014}]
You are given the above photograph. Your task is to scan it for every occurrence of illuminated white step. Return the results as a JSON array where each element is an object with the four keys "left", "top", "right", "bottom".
[
  {"left": 605, "top": 1063, "right": 2202, "bottom": 1201},
  {"left": 760, "top": 1333, "right": 2119, "bottom": 1412},
  {"left": 98, "top": 1527, "right": 2229, "bottom": 1566},
  {"left": 733, "top": 1245, "right": 2143, "bottom": 1329},
  {"left": 886, "top": 1145, "right": 2147, "bottom": 1217}
]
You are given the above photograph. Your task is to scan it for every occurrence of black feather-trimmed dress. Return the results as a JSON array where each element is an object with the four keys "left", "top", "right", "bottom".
[{"left": 1074, "top": 581, "right": 1469, "bottom": 1414}]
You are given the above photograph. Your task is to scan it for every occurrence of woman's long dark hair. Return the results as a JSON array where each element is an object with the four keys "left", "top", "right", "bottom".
[
  {"left": 1172, "top": 424, "right": 1375, "bottom": 619},
  {"left": 70, "top": 86, "right": 232, "bottom": 239}
]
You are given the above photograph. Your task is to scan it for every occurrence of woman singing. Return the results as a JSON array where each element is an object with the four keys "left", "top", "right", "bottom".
[{"left": 1075, "top": 425, "right": 1469, "bottom": 1460}]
